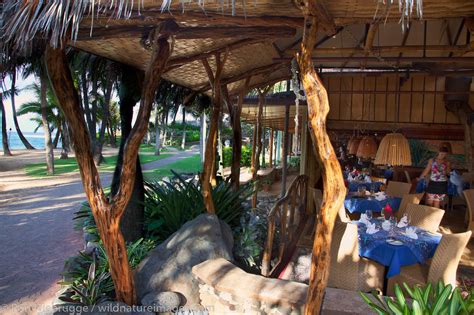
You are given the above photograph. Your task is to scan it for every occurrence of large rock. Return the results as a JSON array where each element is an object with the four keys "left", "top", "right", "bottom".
[{"left": 135, "top": 214, "right": 234, "bottom": 307}]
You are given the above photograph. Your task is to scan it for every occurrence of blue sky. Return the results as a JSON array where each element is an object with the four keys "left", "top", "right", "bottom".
[{"left": 2, "top": 75, "right": 38, "bottom": 133}]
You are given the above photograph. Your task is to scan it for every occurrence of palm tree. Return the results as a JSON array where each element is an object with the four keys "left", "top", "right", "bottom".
[
  {"left": 9, "top": 69, "right": 35, "bottom": 149},
  {"left": 0, "top": 89, "right": 12, "bottom": 156}
]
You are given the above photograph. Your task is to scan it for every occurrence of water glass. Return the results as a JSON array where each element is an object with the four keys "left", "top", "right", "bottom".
[
  {"left": 366, "top": 210, "right": 373, "bottom": 221},
  {"left": 403, "top": 213, "right": 411, "bottom": 225}
]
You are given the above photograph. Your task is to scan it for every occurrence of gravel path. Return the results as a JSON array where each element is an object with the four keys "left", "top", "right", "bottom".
[{"left": 0, "top": 148, "right": 198, "bottom": 315}]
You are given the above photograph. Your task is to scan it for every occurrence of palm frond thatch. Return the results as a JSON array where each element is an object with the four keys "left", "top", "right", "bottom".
[{"left": 1, "top": 0, "right": 144, "bottom": 56}]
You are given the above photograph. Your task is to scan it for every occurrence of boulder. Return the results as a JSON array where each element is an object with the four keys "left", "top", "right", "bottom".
[
  {"left": 135, "top": 214, "right": 233, "bottom": 307},
  {"left": 141, "top": 291, "right": 182, "bottom": 313}
]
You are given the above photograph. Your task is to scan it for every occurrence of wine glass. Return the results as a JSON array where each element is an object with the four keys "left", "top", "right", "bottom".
[
  {"left": 403, "top": 213, "right": 411, "bottom": 225},
  {"left": 366, "top": 210, "right": 373, "bottom": 221},
  {"left": 381, "top": 208, "right": 385, "bottom": 220}
]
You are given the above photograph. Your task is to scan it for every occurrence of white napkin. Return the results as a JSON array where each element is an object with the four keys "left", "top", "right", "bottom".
[
  {"left": 359, "top": 213, "right": 369, "bottom": 225},
  {"left": 397, "top": 215, "right": 408, "bottom": 228},
  {"left": 375, "top": 193, "right": 387, "bottom": 201},
  {"left": 405, "top": 227, "right": 418, "bottom": 239},
  {"left": 366, "top": 222, "right": 379, "bottom": 234},
  {"left": 365, "top": 176, "right": 372, "bottom": 183}
]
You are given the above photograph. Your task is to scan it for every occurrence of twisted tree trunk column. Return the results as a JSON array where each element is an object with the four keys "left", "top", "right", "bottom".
[
  {"left": 45, "top": 25, "right": 173, "bottom": 305},
  {"left": 297, "top": 17, "right": 345, "bottom": 315}
]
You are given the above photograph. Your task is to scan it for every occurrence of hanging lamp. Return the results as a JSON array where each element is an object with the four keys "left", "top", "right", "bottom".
[
  {"left": 374, "top": 133, "right": 412, "bottom": 166},
  {"left": 348, "top": 136, "right": 362, "bottom": 155},
  {"left": 356, "top": 135, "right": 378, "bottom": 159}
]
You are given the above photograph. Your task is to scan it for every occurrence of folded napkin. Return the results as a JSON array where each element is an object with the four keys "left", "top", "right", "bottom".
[
  {"left": 366, "top": 222, "right": 379, "bottom": 234},
  {"left": 397, "top": 215, "right": 408, "bottom": 228},
  {"left": 405, "top": 227, "right": 418, "bottom": 239},
  {"left": 359, "top": 213, "right": 369, "bottom": 225},
  {"left": 365, "top": 177, "right": 372, "bottom": 183},
  {"left": 375, "top": 193, "right": 387, "bottom": 201}
]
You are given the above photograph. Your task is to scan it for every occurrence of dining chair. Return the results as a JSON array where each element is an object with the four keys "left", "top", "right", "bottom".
[
  {"left": 387, "top": 231, "right": 472, "bottom": 296},
  {"left": 462, "top": 189, "right": 474, "bottom": 235},
  {"left": 396, "top": 193, "right": 425, "bottom": 219},
  {"left": 386, "top": 181, "right": 412, "bottom": 198},
  {"left": 404, "top": 204, "right": 445, "bottom": 233},
  {"left": 328, "top": 221, "right": 384, "bottom": 292}
]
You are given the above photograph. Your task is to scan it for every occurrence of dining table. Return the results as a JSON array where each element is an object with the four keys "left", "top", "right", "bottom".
[
  {"left": 347, "top": 181, "right": 384, "bottom": 193},
  {"left": 354, "top": 219, "right": 441, "bottom": 278},
  {"left": 344, "top": 194, "right": 401, "bottom": 214}
]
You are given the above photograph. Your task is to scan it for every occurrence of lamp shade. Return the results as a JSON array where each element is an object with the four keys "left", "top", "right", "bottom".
[
  {"left": 356, "top": 136, "right": 378, "bottom": 159},
  {"left": 374, "top": 133, "right": 412, "bottom": 166},
  {"left": 348, "top": 137, "right": 361, "bottom": 155}
]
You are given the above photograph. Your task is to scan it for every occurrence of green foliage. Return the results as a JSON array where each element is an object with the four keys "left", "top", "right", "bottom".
[
  {"left": 409, "top": 139, "right": 435, "bottom": 167},
  {"left": 233, "top": 212, "right": 267, "bottom": 271},
  {"left": 144, "top": 172, "right": 252, "bottom": 241},
  {"left": 59, "top": 259, "right": 113, "bottom": 306},
  {"left": 222, "top": 145, "right": 252, "bottom": 168},
  {"left": 289, "top": 156, "right": 301, "bottom": 168},
  {"left": 360, "top": 281, "right": 474, "bottom": 315}
]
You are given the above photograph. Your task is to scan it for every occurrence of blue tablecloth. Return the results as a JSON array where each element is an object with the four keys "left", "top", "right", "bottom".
[
  {"left": 348, "top": 181, "right": 384, "bottom": 193},
  {"left": 355, "top": 220, "right": 441, "bottom": 277},
  {"left": 344, "top": 196, "right": 401, "bottom": 214},
  {"left": 415, "top": 178, "right": 467, "bottom": 196}
]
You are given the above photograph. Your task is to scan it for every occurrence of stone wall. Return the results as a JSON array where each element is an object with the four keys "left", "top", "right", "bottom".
[{"left": 192, "top": 258, "right": 374, "bottom": 315}]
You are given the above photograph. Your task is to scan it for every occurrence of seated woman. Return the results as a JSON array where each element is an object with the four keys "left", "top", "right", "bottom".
[{"left": 417, "top": 146, "right": 451, "bottom": 208}]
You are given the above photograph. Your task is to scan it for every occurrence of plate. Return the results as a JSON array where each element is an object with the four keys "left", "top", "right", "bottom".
[{"left": 386, "top": 239, "right": 403, "bottom": 246}]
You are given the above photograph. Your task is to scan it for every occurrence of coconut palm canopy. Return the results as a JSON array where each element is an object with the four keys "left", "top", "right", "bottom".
[{"left": 2, "top": 0, "right": 474, "bottom": 128}]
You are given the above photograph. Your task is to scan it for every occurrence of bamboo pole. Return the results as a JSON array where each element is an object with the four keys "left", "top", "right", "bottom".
[
  {"left": 269, "top": 129, "right": 274, "bottom": 168},
  {"left": 45, "top": 24, "right": 173, "bottom": 305},
  {"left": 297, "top": 16, "right": 345, "bottom": 314}
]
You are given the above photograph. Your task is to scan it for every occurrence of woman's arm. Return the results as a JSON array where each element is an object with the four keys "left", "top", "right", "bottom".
[{"left": 418, "top": 159, "right": 432, "bottom": 180}]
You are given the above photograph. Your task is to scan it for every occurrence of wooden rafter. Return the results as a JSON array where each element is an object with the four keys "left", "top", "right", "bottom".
[
  {"left": 77, "top": 24, "right": 296, "bottom": 41},
  {"left": 294, "top": 0, "right": 337, "bottom": 35},
  {"left": 364, "top": 23, "right": 379, "bottom": 53},
  {"left": 396, "top": 22, "right": 412, "bottom": 67},
  {"left": 274, "top": 56, "right": 474, "bottom": 63},
  {"left": 465, "top": 18, "right": 474, "bottom": 49},
  {"left": 285, "top": 45, "right": 472, "bottom": 56}
]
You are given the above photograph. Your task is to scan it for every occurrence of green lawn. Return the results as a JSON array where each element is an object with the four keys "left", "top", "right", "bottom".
[
  {"left": 25, "top": 151, "right": 172, "bottom": 177},
  {"left": 143, "top": 154, "right": 201, "bottom": 181}
]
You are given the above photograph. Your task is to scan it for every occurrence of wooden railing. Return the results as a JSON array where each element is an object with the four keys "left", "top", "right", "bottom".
[{"left": 261, "top": 175, "right": 308, "bottom": 277}]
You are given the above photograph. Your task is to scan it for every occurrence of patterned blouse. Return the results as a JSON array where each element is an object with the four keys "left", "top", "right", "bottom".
[{"left": 430, "top": 159, "right": 448, "bottom": 182}]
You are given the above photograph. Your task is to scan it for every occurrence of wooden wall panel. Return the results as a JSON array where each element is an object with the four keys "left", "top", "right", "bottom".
[
  {"left": 398, "top": 77, "right": 411, "bottom": 122},
  {"left": 423, "top": 77, "right": 436, "bottom": 123},
  {"left": 374, "top": 76, "right": 387, "bottom": 121},
  {"left": 339, "top": 77, "right": 352, "bottom": 120},
  {"left": 434, "top": 77, "right": 446, "bottom": 123},
  {"left": 411, "top": 77, "right": 424, "bottom": 123}
]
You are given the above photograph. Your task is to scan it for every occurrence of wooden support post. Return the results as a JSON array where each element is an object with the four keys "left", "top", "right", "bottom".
[
  {"left": 300, "top": 110, "right": 308, "bottom": 175},
  {"left": 201, "top": 52, "right": 228, "bottom": 213},
  {"left": 45, "top": 22, "right": 173, "bottom": 305},
  {"left": 200, "top": 112, "right": 207, "bottom": 163},
  {"left": 281, "top": 103, "right": 290, "bottom": 198},
  {"left": 276, "top": 131, "right": 282, "bottom": 164},
  {"left": 297, "top": 16, "right": 345, "bottom": 314},
  {"left": 262, "top": 128, "right": 266, "bottom": 168},
  {"left": 269, "top": 129, "right": 274, "bottom": 168}
]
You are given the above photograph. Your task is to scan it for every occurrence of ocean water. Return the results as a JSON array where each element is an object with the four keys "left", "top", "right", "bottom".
[{"left": 0, "top": 131, "right": 60, "bottom": 150}]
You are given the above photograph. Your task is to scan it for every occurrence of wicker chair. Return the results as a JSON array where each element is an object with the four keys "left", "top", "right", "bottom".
[
  {"left": 370, "top": 176, "right": 387, "bottom": 184},
  {"left": 396, "top": 193, "right": 425, "bottom": 219},
  {"left": 328, "top": 221, "right": 384, "bottom": 292},
  {"left": 404, "top": 204, "right": 445, "bottom": 233},
  {"left": 387, "top": 231, "right": 472, "bottom": 296},
  {"left": 462, "top": 189, "right": 474, "bottom": 235},
  {"left": 386, "top": 181, "right": 412, "bottom": 198}
]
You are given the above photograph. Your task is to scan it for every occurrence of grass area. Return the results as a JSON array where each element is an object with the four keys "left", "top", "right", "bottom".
[
  {"left": 25, "top": 151, "right": 172, "bottom": 177},
  {"left": 143, "top": 154, "right": 201, "bottom": 181}
]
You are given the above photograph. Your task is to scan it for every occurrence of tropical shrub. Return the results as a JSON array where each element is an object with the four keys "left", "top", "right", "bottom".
[
  {"left": 223, "top": 145, "right": 252, "bottom": 167},
  {"left": 144, "top": 172, "right": 252, "bottom": 241},
  {"left": 360, "top": 282, "right": 474, "bottom": 315},
  {"left": 289, "top": 156, "right": 301, "bottom": 169},
  {"left": 233, "top": 211, "right": 268, "bottom": 273},
  {"left": 409, "top": 139, "right": 435, "bottom": 167}
]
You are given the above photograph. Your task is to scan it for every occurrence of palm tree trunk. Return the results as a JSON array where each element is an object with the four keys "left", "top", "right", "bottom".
[
  {"left": 40, "top": 67, "right": 55, "bottom": 175},
  {"left": 60, "top": 120, "right": 69, "bottom": 159},
  {"left": 181, "top": 106, "right": 186, "bottom": 150},
  {"left": 10, "top": 71, "right": 35, "bottom": 149},
  {"left": 94, "top": 65, "right": 114, "bottom": 165},
  {"left": 52, "top": 124, "right": 61, "bottom": 148},
  {"left": 155, "top": 105, "right": 161, "bottom": 155},
  {"left": 1, "top": 93, "right": 12, "bottom": 156}
]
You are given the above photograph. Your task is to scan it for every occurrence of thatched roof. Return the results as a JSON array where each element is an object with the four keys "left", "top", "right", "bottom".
[{"left": 2, "top": 1, "right": 474, "bottom": 134}]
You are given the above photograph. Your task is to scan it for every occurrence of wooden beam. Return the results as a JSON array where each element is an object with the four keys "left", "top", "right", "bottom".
[
  {"left": 274, "top": 56, "right": 474, "bottom": 63},
  {"left": 285, "top": 45, "right": 472, "bottom": 56},
  {"left": 77, "top": 24, "right": 296, "bottom": 41},
  {"left": 364, "top": 23, "right": 379, "bottom": 53},
  {"left": 466, "top": 18, "right": 474, "bottom": 49},
  {"left": 85, "top": 11, "right": 304, "bottom": 28},
  {"left": 167, "top": 38, "right": 264, "bottom": 71}
]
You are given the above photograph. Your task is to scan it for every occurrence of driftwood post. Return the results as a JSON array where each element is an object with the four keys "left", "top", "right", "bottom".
[
  {"left": 297, "top": 16, "right": 345, "bottom": 314},
  {"left": 45, "top": 23, "right": 174, "bottom": 305},
  {"left": 201, "top": 52, "right": 228, "bottom": 213}
]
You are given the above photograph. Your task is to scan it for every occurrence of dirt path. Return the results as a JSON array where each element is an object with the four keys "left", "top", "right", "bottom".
[{"left": 0, "top": 147, "right": 198, "bottom": 315}]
